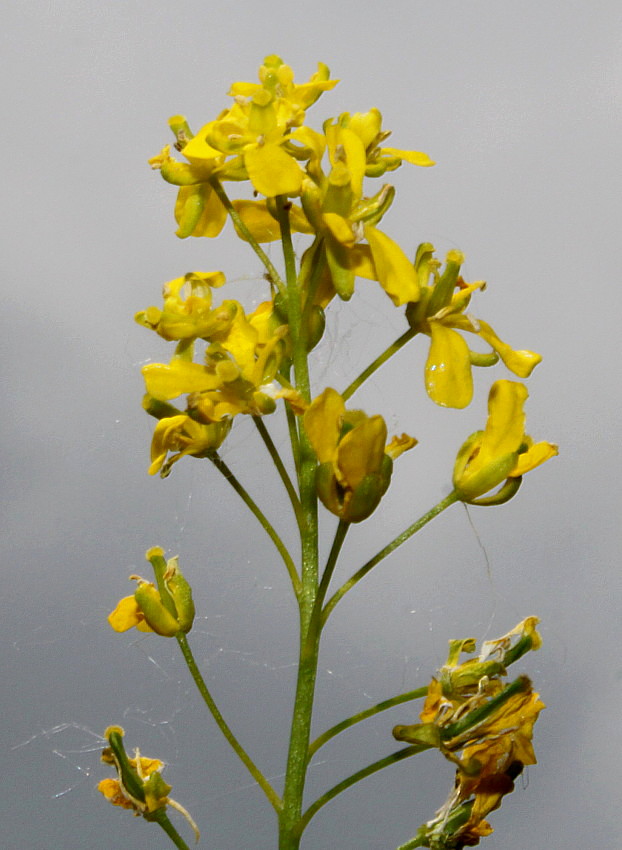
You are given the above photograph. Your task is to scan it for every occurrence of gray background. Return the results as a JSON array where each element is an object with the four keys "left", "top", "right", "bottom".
[{"left": 2, "top": 1, "right": 621, "bottom": 848}]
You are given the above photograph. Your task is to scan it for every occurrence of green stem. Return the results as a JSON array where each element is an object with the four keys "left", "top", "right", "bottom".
[
  {"left": 175, "top": 633, "right": 281, "bottom": 813},
  {"left": 253, "top": 415, "right": 303, "bottom": 530},
  {"left": 274, "top": 196, "right": 321, "bottom": 850},
  {"left": 283, "top": 393, "right": 302, "bottom": 483},
  {"left": 322, "top": 491, "right": 460, "bottom": 625},
  {"left": 300, "top": 745, "right": 428, "bottom": 833},
  {"left": 316, "top": 520, "right": 349, "bottom": 614},
  {"left": 308, "top": 686, "right": 428, "bottom": 759},
  {"left": 209, "top": 451, "right": 301, "bottom": 599},
  {"left": 151, "top": 809, "right": 192, "bottom": 850},
  {"left": 342, "top": 328, "right": 418, "bottom": 402},
  {"left": 394, "top": 834, "right": 426, "bottom": 850},
  {"left": 208, "top": 177, "right": 287, "bottom": 298}
]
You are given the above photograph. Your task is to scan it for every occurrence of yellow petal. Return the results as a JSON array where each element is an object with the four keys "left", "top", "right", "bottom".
[
  {"left": 381, "top": 146, "right": 435, "bottom": 167},
  {"left": 511, "top": 440, "right": 558, "bottom": 476},
  {"left": 426, "top": 323, "right": 473, "bottom": 409},
  {"left": 453, "top": 381, "right": 528, "bottom": 500},
  {"left": 181, "top": 122, "right": 226, "bottom": 165},
  {"left": 347, "top": 109, "right": 382, "bottom": 149},
  {"left": 108, "top": 596, "right": 148, "bottom": 633},
  {"left": 364, "top": 226, "right": 420, "bottom": 305},
  {"left": 450, "top": 315, "right": 542, "bottom": 378},
  {"left": 338, "top": 127, "right": 367, "bottom": 198},
  {"left": 244, "top": 143, "right": 303, "bottom": 196},
  {"left": 219, "top": 310, "right": 257, "bottom": 375},
  {"left": 289, "top": 125, "right": 327, "bottom": 163},
  {"left": 385, "top": 433, "right": 418, "bottom": 459},
  {"left": 323, "top": 212, "right": 356, "bottom": 246},
  {"left": 347, "top": 244, "right": 376, "bottom": 280},
  {"left": 231, "top": 200, "right": 312, "bottom": 242},
  {"left": 304, "top": 388, "right": 344, "bottom": 464},
  {"left": 480, "top": 380, "right": 528, "bottom": 464},
  {"left": 142, "top": 360, "right": 221, "bottom": 401},
  {"left": 337, "top": 415, "right": 387, "bottom": 490},
  {"left": 97, "top": 778, "right": 135, "bottom": 809}
]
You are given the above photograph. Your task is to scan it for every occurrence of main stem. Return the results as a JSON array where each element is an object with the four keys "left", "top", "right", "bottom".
[{"left": 275, "top": 197, "right": 320, "bottom": 850}]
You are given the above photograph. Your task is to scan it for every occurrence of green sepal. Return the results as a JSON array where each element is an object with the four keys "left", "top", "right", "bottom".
[
  {"left": 452, "top": 431, "right": 519, "bottom": 502},
  {"left": 175, "top": 183, "right": 207, "bottom": 238},
  {"left": 440, "top": 659, "right": 506, "bottom": 696},
  {"left": 142, "top": 770, "right": 172, "bottom": 814},
  {"left": 392, "top": 721, "right": 441, "bottom": 749},
  {"left": 426, "top": 250, "right": 464, "bottom": 317},
  {"left": 343, "top": 474, "right": 384, "bottom": 523},
  {"left": 134, "top": 583, "right": 180, "bottom": 637},
  {"left": 142, "top": 395, "right": 183, "bottom": 421},
  {"left": 325, "top": 241, "right": 354, "bottom": 300},
  {"left": 315, "top": 462, "right": 340, "bottom": 516},
  {"left": 350, "top": 184, "right": 395, "bottom": 226},
  {"left": 165, "top": 559, "right": 196, "bottom": 633},
  {"left": 300, "top": 177, "right": 325, "bottom": 233},
  {"left": 343, "top": 454, "right": 393, "bottom": 523},
  {"left": 469, "top": 350, "right": 499, "bottom": 367},
  {"left": 306, "top": 305, "right": 326, "bottom": 351}
]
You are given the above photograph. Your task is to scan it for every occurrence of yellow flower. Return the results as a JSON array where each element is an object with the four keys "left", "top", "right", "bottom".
[
  {"left": 135, "top": 272, "right": 240, "bottom": 342},
  {"left": 98, "top": 726, "right": 199, "bottom": 841},
  {"left": 148, "top": 144, "right": 231, "bottom": 239},
  {"left": 452, "top": 380, "right": 558, "bottom": 505},
  {"left": 108, "top": 548, "right": 195, "bottom": 636},
  {"left": 229, "top": 55, "right": 338, "bottom": 120},
  {"left": 296, "top": 109, "right": 432, "bottom": 304},
  {"left": 151, "top": 57, "right": 338, "bottom": 238},
  {"left": 304, "top": 387, "right": 416, "bottom": 522},
  {"left": 406, "top": 245, "right": 543, "bottom": 408},
  {"left": 330, "top": 108, "right": 434, "bottom": 177},
  {"left": 148, "top": 414, "right": 231, "bottom": 477},
  {"left": 300, "top": 167, "right": 420, "bottom": 305},
  {"left": 141, "top": 300, "right": 291, "bottom": 453}
]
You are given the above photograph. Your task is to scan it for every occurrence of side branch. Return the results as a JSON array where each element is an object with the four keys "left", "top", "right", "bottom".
[
  {"left": 342, "top": 328, "right": 418, "bottom": 402},
  {"left": 308, "top": 686, "right": 428, "bottom": 759},
  {"left": 253, "top": 416, "right": 304, "bottom": 530},
  {"left": 209, "top": 452, "right": 301, "bottom": 598},
  {"left": 300, "top": 745, "right": 429, "bottom": 832},
  {"left": 208, "top": 177, "right": 286, "bottom": 298},
  {"left": 176, "top": 634, "right": 282, "bottom": 813},
  {"left": 322, "top": 491, "right": 460, "bottom": 625}
]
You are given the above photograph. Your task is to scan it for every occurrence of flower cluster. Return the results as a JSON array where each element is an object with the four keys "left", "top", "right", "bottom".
[
  {"left": 138, "top": 272, "right": 296, "bottom": 477},
  {"left": 102, "top": 56, "right": 558, "bottom": 850},
  {"left": 393, "top": 619, "right": 545, "bottom": 846},
  {"left": 138, "top": 56, "right": 555, "bottom": 498}
]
